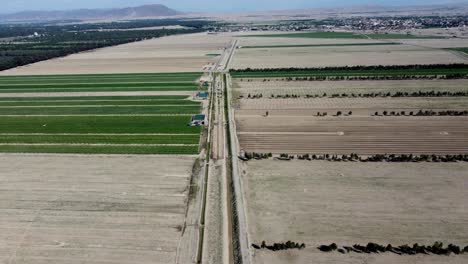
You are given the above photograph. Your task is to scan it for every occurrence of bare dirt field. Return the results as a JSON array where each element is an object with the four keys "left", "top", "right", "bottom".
[
  {"left": 235, "top": 95, "right": 468, "bottom": 155},
  {"left": 236, "top": 115, "right": 468, "bottom": 154},
  {"left": 0, "top": 33, "right": 232, "bottom": 75},
  {"left": 231, "top": 44, "right": 466, "bottom": 69},
  {"left": 0, "top": 154, "right": 197, "bottom": 264},
  {"left": 233, "top": 79, "right": 468, "bottom": 98},
  {"left": 242, "top": 160, "right": 468, "bottom": 264}
]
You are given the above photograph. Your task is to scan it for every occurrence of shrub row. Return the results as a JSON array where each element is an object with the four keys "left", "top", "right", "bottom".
[
  {"left": 240, "top": 153, "right": 468, "bottom": 162},
  {"left": 240, "top": 74, "right": 468, "bottom": 82},
  {"left": 239, "top": 91, "right": 468, "bottom": 99},
  {"left": 319, "top": 242, "right": 468, "bottom": 255},
  {"left": 252, "top": 241, "right": 306, "bottom": 251},
  {"left": 374, "top": 110, "right": 468, "bottom": 117}
]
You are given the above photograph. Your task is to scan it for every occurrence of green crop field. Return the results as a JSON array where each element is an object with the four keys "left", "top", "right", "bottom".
[
  {"left": 0, "top": 144, "right": 199, "bottom": 155},
  {"left": 0, "top": 72, "right": 204, "bottom": 93},
  {"left": 231, "top": 66, "right": 468, "bottom": 78},
  {"left": 241, "top": 32, "right": 367, "bottom": 39},
  {"left": 448, "top": 47, "right": 468, "bottom": 55},
  {"left": 241, "top": 42, "right": 400, "bottom": 49},
  {"left": 241, "top": 32, "right": 443, "bottom": 39},
  {"left": 0, "top": 73, "right": 206, "bottom": 154},
  {"left": 365, "top": 33, "right": 444, "bottom": 39}
]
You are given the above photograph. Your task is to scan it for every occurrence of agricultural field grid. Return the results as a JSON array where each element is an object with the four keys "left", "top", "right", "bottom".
[{"left": 0, "top": 72, "right": 206, "bottom": 154}]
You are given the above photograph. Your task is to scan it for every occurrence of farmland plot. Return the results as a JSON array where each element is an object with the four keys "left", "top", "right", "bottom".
[
  {"left": 243, "top": 160, "right": 468, "bottom": 264},
  {"left": 231, "top": 44, "right": 466, "bottom": 69},
  {"left": 233, "top": 79, "right": 468, "bottom": 98},
  {"left": 0, "top": 72, "right": 206, "bottom": 154},
  {"left": 0, "top": 33, "right": 232, "bottom": 75},
  {"left": 0, "top": 154, "right": 197, "bottom": 264}
]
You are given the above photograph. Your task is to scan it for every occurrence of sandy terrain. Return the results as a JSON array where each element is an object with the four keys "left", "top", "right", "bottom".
[
  {"left": 243, "top": 160, "right": 468, "bottom": 264},
  {"left": 0, "top": 33, "right": 232, "bottom": 75},
  {"left": 231, "top": 44, "right": 466, "bottom": 69},
  {"left": 233, "top": 79, "right": 468, "bottom": 97},
  {"left": 0, "top": 154, "right": 197, "bottom": 264}
]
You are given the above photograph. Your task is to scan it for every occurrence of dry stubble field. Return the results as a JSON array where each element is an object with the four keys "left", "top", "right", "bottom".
[
  {"left": 231, "top": 44, "right": 466, "bottom": 69},
  {"left": 0, "top": 154, "right": 196, "bottom": 264},
  {"left": 242, "top": 160, "right": 468, "bottom": 264},
  {"left": 0, "top": 33, "right": 232, "bottom": 75}
]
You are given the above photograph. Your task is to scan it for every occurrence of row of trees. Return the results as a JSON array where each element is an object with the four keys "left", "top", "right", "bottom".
[
  {"left": 232, "top": 64, "right": 468, "bottom": 73},
  {"left": 252, "top": 241, "right": 306, "bottom": 251},
  {"left": 319, "top": 242, "right": 468, "bottom": 255},
  {"left": 375, "top": 110, "right": 468, "bottom": 117},
  {"left": 241, "top": 153, "right": 468, "bottom": 162},
  {"left": 240, "top": 91, "right": 468, "bottom": 100}
]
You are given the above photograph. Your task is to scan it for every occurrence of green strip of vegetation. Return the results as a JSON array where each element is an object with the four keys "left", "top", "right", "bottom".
[
  {"left": 0, "top": 95, "right": 188, "bottom": 101},
  {"left": 241, "top": 42, "right": 400, "bottom": 49},
  {"left": 240, "top": 32, "right": 368, "bottom": 39},
  {"left": 0, "top": 82, "right": 197, "bottom": 89},
  {"left": 447, "top": 47, "right": 468, "bottom": 55},
  {"left": 0, "top": 116, "right": 201, "bottom": 134},
  {"left": 365, "top": 33, "right": 444, "bottom": 39},
  {"left": 0, "top": 134, "right": 199, "bottom": 145},
  {"left": 206, "top": 53, "right": 221, "bottom": 56},
  {"left": 0, "top": 105, "right": 201, "bottom": 115},
  {"left": 0, "top": 72, "right": 202, "bottom": 79},
  {"left": 0, "top": 144, "right": 199, "bottom": 155},
  {"left": 231, "top": 64, "right": 468, "bottom": 78},
  {"left": 0, "top": 87, "right": 203, "bottom": 93},
  {"left": 0, "top": 100, "right": 199, "bottom": 107}
]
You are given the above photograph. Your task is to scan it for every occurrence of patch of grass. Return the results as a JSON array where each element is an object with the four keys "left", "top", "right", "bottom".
[
  {"left": 447, "top": 47, "right": 468, "bottom": 55},
  {"left": 241, "top": 42, "right": 400, "bottom": 49},
  {"left": 0, "top": 144, "right": 199, "bottom": 155},
  {"left": 0, "top": 134, "right": 200, "bottom": 145},
  {"left": 241, "top": 32, "right": 367, "bottom": 39},
  {"left": 0, "top": 82, "right": 198, "bottom": 89},
  {"left": 0, "top": 116, "right": 201, "bottom": 134},
  {"left": 206, "top": 53, "right": 221, "bottom": 56}
]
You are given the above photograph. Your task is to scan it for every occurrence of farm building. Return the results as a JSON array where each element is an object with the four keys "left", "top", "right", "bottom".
[
  {"left": 189, "top": 114, "right": 207, "bottom": 126},
  {"left": 195, "top": 91, "right": 209, "bottom": 100}
]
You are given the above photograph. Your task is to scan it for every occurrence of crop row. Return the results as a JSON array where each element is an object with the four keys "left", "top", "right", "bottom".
[
  {"left": 0, "top": 105, "right": 201, "bottom": 115},
  {"left": 0, "top": 100, "right": 200, "bottom": 107},
  {"left": 0, "top": 86, "right": 203, "bottom": 93},
  {"left": 0, "top": 144, "right": 199, "bottom": 155},
  {"left": 0, "top": 134, "right": 200, "bottom": 145},
  {"left": 0, "top": 116, "right": 201, "bottom": 134}
]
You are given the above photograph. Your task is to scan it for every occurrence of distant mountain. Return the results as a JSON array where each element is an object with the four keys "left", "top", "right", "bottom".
[{"left": 0, "top": 4, "right": 182, "bottom": 22}]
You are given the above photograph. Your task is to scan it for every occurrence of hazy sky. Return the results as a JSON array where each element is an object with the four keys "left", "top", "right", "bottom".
[{"left": 2, "top": 0, "right": 464, "bottom": 14}]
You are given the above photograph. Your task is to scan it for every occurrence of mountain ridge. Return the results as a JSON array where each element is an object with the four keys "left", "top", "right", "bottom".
[{"left": 0, "top": 4, "right": 182, "bottom": 22}]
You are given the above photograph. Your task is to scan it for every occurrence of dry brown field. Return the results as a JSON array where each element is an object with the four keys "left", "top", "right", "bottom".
[
  {"left": 231, "top": 44, "right": 466, "bottom": 69},
  {"left": 233, "top": 79, "right": 468, "bottom": 98},
  {"left": 234, "top": 96, "right": 468, "bottom": 154},
  {"left": 242, "top": 160, "right": 468, "bottom": 264},
  {"left": 0, "top": 33, "right": 232, "bottom": 75},
  {"left": 0, "top": 154, "right": 197, "bottom": 264}
]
